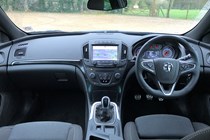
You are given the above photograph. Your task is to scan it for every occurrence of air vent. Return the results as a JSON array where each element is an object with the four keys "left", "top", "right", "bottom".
[
  {"left": 18, "top": 43, "right": 28, "bottom": 47},
  {"left": 14, "top": 48, "right": 26, "bottom": 57},
  {"left": 0, "top": 52, "right": 4, "bottom": 64},
  {"left": 206, "top": 53, "right": 210, "bottom": 65},
  {"left": 121, "top": 44, "right": 127, "bottom": 59},
  {"left": 83, "top": 44, "right": 89, "bottom": 59}
]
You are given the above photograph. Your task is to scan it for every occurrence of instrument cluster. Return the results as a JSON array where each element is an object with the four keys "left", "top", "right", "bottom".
[{"left": 133, "top": 42, "right": 178, "bottom": 59}]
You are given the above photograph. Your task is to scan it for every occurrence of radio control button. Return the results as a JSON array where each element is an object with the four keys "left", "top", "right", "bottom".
[
  {"left": 92, "top": 61, "right": 97, "bottom": 65},
  {"left": 99, "top": 74, "right": 103, "bottom": 80},
  {"left": 107, "top": 74, "right": 112, "bottom": 80},
  {"left": 113, "top": 61, "right": 118, "bottom": 65}
]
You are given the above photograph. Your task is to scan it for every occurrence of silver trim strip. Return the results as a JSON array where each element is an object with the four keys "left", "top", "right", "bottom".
[
  {"left": 89, "top": 102, "right": 100, "bottom": 120},
  {"left": 11, "top": 59, "right": 80, "bottom": 66},
  {"left": 158, "top": 81, "right": 177, "bottom": 96}
]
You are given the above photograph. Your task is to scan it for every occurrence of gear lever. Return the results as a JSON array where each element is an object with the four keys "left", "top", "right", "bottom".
[
  {"left": 101, "top": 96, "right": 110, "bottom": 109},
  {"left": 95, "top": 96, "right": 113, "bottom": 123}
]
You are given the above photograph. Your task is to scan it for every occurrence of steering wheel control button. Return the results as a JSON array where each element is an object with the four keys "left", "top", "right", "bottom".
[
  {"left": 142, "top": 61, "right": 154, "bottom": 70},
  {"left": 188, "top": 64, "right": 195, "bottom": 69},
  {"left": 147, "top": 62, "right": 154, "bottom": 69},
  {"left": 180, "top": 63, "right": 195, "bottom": 72},
  {"left": 180, "top": 64, "right": 188, "bottom": 71}
]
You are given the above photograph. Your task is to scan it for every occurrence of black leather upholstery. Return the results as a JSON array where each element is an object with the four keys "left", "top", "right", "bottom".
[
  {"left": 124, "top": 114, "right": 209, "bottom": 140},
  {"left": 0, "top": 121, "right": 83, "bottom": 140}
]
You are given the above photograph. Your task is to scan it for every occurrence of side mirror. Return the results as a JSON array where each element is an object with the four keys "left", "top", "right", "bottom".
[{"left": 87, "top": 0, "right": 127, "bottom": 11}]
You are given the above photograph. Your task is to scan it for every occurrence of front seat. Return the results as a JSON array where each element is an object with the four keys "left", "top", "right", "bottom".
[
  {"left": 124, "top": 114, "right": 209, "bottom": 140},
  {"left": 0, "top": 121, "right": 83, "bottom": 140}
]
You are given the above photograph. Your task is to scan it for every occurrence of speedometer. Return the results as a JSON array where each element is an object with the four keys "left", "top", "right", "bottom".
[{"left": 162, "top": 46, "right": 175, "bottom": 58}]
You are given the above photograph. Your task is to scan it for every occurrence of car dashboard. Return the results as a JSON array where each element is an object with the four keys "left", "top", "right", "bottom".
[
  {"left": 0, "top": 32, "right": 207, "bottom": 91},
  {"left": 0, "top": 32, "right": 210, "bottom": 140}
]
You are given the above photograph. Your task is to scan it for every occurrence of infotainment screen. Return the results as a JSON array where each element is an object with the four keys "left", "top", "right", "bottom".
[{"left": 92, "top": 45, "right": 118, "bottom": 61}]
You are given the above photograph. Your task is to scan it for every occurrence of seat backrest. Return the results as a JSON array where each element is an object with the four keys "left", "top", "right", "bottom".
[{"left": 181, "top": 127, "right": 210, "bottom": 140}]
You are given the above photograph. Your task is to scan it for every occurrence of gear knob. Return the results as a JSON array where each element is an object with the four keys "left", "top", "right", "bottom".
[{"left": 101, "top": 96, "right": 110, "bottom": 108}]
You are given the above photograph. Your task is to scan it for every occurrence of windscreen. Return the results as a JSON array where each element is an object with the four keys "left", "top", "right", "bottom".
[{"left": 1, "top": 0, "right": 210, "bottom": 34}]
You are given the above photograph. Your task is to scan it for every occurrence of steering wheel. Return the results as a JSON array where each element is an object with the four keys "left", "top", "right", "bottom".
[{"left": 135, "top": 35, "right": 200, "bottom": 98}]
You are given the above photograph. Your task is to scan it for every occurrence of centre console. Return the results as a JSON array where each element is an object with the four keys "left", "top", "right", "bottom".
[
  {"left": 83, "top": 39, "right": 127, "bottom": 86},
  {"left": 83, "top": 40, "right": 126, "bottom": 139}
]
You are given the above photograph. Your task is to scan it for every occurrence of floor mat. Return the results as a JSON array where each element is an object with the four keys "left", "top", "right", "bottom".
[
  {"left": 28, "top": 91, "right": 86, "bottom": 130},
  {"left": 121, "top": 89, "right": 190, "bottom": 127},
  {"left": 122, "top": 91, "right": 168, "bottom": 127}
]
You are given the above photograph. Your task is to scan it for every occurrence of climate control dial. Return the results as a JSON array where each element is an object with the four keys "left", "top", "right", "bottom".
[
  {"left": 89, "top": 73, "right": 96, "bottom": 79},
  {"left": 114, "top": 73, "right": 121, "bottom": 79}
]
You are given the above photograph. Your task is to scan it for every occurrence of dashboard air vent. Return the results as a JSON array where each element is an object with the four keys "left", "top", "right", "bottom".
[
  {"left": 0, "top": 52, "right": 4, "bottom": 64},
  {"left": 121, "top": 44, "right": 127, "bottom": 59},
  {"left": 83, "top": 44, "right": 89, "bottom": 59},
  {"left": 14, "top": 48, "right": 26, "bottom": 57}
]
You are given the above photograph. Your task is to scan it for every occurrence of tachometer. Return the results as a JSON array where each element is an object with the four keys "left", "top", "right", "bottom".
[{"left": 162, "top": 46, "right": 175, "bottom": 58}]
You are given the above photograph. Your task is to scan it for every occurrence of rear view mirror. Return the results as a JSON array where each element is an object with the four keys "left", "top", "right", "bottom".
[{"left": 87, "top": 0, "right": 127, "bottom": 11}]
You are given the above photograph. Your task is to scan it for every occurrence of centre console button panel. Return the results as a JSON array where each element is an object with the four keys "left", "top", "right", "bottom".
[
  {"left": 98, "top": 73, "right": 112, "bottom": 84},
  {"left": 83, "top": 39, "right": 127, "bottom": 86}
]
